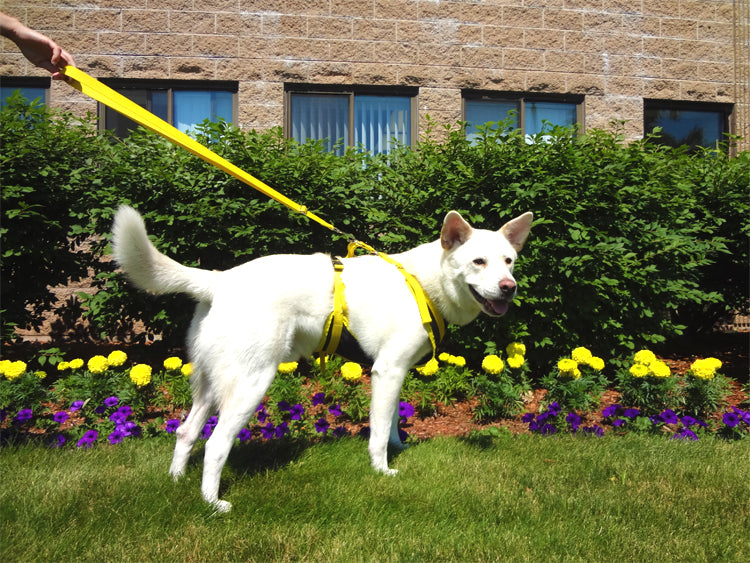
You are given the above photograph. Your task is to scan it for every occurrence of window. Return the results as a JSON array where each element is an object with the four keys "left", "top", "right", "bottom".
[
  {"left": 99, "top": 79, "right": 237, "bottom": 137},
  {"left": 0, "top": 77, "right": 49, "bottom": 107},
  {"left": 464, "top": 92, "right": 582, "bottom": 142},
  {"left": 286, "top": 85, "right": 417, "bottom": 155},
  {"left": 644, "top": 100, "right": 732, "bottom": 151}
]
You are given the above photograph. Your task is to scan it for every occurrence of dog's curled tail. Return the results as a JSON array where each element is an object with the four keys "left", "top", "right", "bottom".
[{"left": 111, "top": 206, "right": 216, "bottom": 303}]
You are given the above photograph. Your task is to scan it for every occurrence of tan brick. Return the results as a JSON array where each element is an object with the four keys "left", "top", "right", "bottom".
[
  {"left": 50, "top": 31, "right": 100, "bottom": 56},
  {"left": 418, "top": 44, "right": 461, "bottom": 66},
  {"left": 309, "top": 17, "right": 353, "bottom": 39},
  {"left": 169, "top": 57, "right": 215, "bottom": 78},
  {"left": 194, "top": 35, "right": 239, "bottom": 57},
  {"left": 504, "top": 7, "right": 544, "bottom": 29},
  {"left": 123, "top": 55, "right": 171, "bottom": 78},
  {"left": 602, "top": 0, "right": 642, "bottom": 15},
  {"left": 97, "top": 32, "right": 144, "bottom": 55},
  {"left": 418, "top": 87, "right": 461, "bottom": 114},
  {"left": 170, "top": 12, "right": 216, "bottom": 34},
  {"left": 643, "top": 78, "right": 681, "bottom": 99},
  {"left": 141, "top": 33, "right": 193, "bottom": 56},
  {"left": 352, "top": 18, "right": 397, "bottom": 41},
  {"left": 696, "top": 61, "right": 733, "bottom": 83},
  {"left": 525, "top": 28, "right": 564, "bottom": 50},
  {"left": 504, "top": 47, "right": 545, "bottom": 70},
  {"left": 661, "top": 58, "right": 699, "bottom": 80},
  {"left": 0, "top": 53, "right": 29, "bottom": 76},
  {"left": 151, "top": 0, "right": 192, "bottom": 9},
  {"left": 261, "top": 14, "right": 307, "bottom": 37},
  {"left": 122, "top": 10, "right": 170, "bottom": 33},
  {"left": 545, "top": 50, "right": 584, "bottom": 73},
  {"left": 374, "top": 0, "right": 418, "bottom": 20},
  {"left": 330, "top": 0, "right": 375, "bottom": 18},
  {"left": 565, "top": 74, "right": 605, "bottom": 96},
  {"left": 215, "top": 58, "right": 263, "bottom": 81},
  {"left": 350, "top": 61, "right": 399, "bottom": 84},
  {"left": 418, "top": 0, "right": 462, "bottom": 21},
  {"left": 216, "top": 12, "right": 262, "bottom": 36},
  {"left": 605, "top": 75, "right": 644, "bottom": 97},
  {"left": 543, "top": 9, "right": 583, "bottom": 32},
  {"left": 371, "top": 41, "right": 417, "bottom": 64},
  {"left": 642, "top": 0, "right": 681, "bottom": 18},
  {"left": 461, "top": 3, "right": 503, "bottom": 26},
  {"left": 678, "top": 0, "right": 716, "bottom": 21},
  {"left": 564, "top": 0, "right": 603, "bottom": 10},
  {"left": 75, "top": 9, "right": 121, "bottom": 32},
  {"left": 697, "top": 21, "right": 732, "bottom": 42},
  {"left": 329, "top": 39, "right": 375, "bottom": 63},
  {"left": 583, "top": 13, "right": 624, "bottom": 34},
  {"left": 525, "top": 71, "right": 566, "bottom": 93},
  {"left": 482, "top": 26, "right": 525, "bottom": 48},
  {"left": 602, "top": 35, "right": 642, "bottom": 55},
  {"left": 564, "top": 31, "right": 606, "bottom": 53},
  {"left": 286, "top": 0, "right": 331, "bottom": 17},
  {"left": 26, "top": 7, "right": 75, "bottom": 33},
  {"left": 680, "top": 81, "right": 720, "bottom": 101},
  {"left": 660, "top": 18, "right": 697, "bottom": 40},
  {"left": 460, "top": 45, "right": 503, "bottom": 68},
  {"left": 81, "top": 55, "right": 122, "bottom": 76},
  {"left": 622, "top": 15, "right": 661, "bottom": 38},
  {"left": 206, "top": 0, "right": 242, "bottom": 12}
]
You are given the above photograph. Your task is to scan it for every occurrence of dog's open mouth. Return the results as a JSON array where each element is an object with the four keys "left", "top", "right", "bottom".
[{"left": 469, "top": 286, "right": 510, "bottom": 316}]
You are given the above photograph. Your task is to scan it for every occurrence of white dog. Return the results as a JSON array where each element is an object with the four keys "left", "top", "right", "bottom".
[{"left": 111, "top": 206, "right": 532, "bottom": 512}]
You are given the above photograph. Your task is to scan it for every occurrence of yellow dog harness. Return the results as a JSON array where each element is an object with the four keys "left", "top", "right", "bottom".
[{"left": 316, "top": 256, "right": 446, "bottom": 370}]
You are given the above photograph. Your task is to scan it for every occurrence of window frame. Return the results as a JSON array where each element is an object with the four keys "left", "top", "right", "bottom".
[
  {"left": 0, "top": 76, "right": 50, "bottom": 105},
  {"left": 97, "top": 78, "right": 238, "bottom": 135},
  {"left": 462, "top": 90, "right": 584, "bottom": 138},
  {"left": 284, "top": 83, "right": 419, "bottom": 153},
  {"left": 643, "top": 99, "right": 733, "bottom": 151}
]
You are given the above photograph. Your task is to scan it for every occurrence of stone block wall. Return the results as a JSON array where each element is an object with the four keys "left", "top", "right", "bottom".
[{"left": 1, "top": 0, "right": 747, "bottom": 149}]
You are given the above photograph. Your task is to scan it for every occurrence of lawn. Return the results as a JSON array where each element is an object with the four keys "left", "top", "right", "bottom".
[{"left": 1, "top": 432, "right": 747, "bottom": 562}]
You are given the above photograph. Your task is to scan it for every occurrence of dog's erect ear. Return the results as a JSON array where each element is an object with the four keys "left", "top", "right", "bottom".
[
  {"left": 499, "top": 212, "right": 533, "bottom": 253},
  {"left": 441, "top": 211, "right": 474, "bottom": 250}
]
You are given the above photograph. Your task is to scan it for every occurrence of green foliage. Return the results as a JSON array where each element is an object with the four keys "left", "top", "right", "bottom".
[{"left": 2, "top": 101, "right": 748, "bottom": 369}]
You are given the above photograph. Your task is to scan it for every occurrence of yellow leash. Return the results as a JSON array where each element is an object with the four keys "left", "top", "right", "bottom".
[{"left": 61, "top": 65, "right": 445, "bottom": 363}]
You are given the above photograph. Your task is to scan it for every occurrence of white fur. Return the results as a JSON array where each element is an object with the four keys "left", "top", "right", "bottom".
[{"left": 111, "top": 205, "right": 532, "bottom": 512}]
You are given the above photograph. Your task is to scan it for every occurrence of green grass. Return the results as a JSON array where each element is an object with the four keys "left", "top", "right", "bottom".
[{"left": 1, "top": 434, "right": 748, "bottom": 562}]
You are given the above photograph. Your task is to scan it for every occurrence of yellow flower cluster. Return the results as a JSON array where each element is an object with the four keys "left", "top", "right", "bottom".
[
  {"left": 416, "top": 357, "right": 440, "bottom": 376},
  {"left": 341, "top": 362, "right": 363, "bottom": 381},
  {"left": 57, "top": 358, "right": 84, "bottom": 371},
  {"left": 630, "top": 349, "right": 671, "bottom": 378},
  {"left": 163, "top": 357, "right": 183, "bottom": 371},
  {"left": 505, "top": 342, "right": 526, "bottom": 369},
  {"left": 0, "top": 360, "right": 27, "bottom": 381},
  {"left": 277, "top": 361, "right": 299, "bottom": 374},
  {"left": 439, "top": 353, "right": 466, "bottom": 367},
  {"left": 689, "top": 357, "right": 722, "bottom": 381},
  {"left": 87, "top": 355, "right": 109, "bottom": 374},
  {"left": 481, "top": 354, "right": 505, "bottom": 375},
  {"left": 129, "top": 364, "right": 152, "bottom": 387},
  {"left": 557, "top": 346, "right": 605, "bottom": 379},
  {"left": 181, "top": 363, "right": 193, "bottom": 377},
  {"left": 107, "top": 350, "right": 128, "bottom": 367}
]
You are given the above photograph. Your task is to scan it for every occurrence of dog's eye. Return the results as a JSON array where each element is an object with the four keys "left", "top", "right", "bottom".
[
  {"left": 505, "top": 258, "right": 513, "bottom": 265},
  {"left": 473, "top": 258, "right": 486, "bottom": 266}
]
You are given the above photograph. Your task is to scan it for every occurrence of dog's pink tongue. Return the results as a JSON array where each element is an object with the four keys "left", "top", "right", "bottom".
[{"left": 491, "top": 301, "right": 509, "bottom": 315}]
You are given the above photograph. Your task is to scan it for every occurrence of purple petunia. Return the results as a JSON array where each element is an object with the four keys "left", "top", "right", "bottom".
[
  {"left": 329, "top": 404, "right": 343, "bottom": 417},
  {"left": 77, "top": 429, "right": 98, "bottom": 448},
  {"left": 672, "top": 428, "right": 699, "bottom": 441},
  {"left": 521, "top": 412, "right": 535, "bottom": 423},
  {"left": 53, "top": 411, "right": 69, "bottom": 424},
  {"left": 70, "top": 400, "right": 84, "bottom": 412},
  {"left": 660, "top": 409, "right": 679, "bottom": 425},
  {"left": 613, "top": 418, "right": 627, "bottom": 428},
  {"left": 201, "top": 416, "right": 218, "bottom": 439},
  {"left": 108, "top": 428, "right": 127, "bottom": 445},
  {"left": 314, "top": 418, "right": 330, "bottom": 434},
  {"left": 165, "top": 419, "right": 180, "bottom": 434},
  {"left": 51, "top": 434, "right": 66, "bottom": 448},
  {"left": 399, "top": 402, "right": 415, "bottom": 419},
  {"left": 260, "top": 422, "right": 276, "bottom": 440},
  {"left": 332, "top": 426, "right": 349, "bottom": 438},
  {"left": 681, "top": 415, "right": 698, "bottom": 427},
  {"left": 256, "top": 405, "right": 268, "bottom": 423},
  {"left": 722, "top": 412, "right": 740, "bottom": 428},
  {"left": 109, "top": 410, "right": 128, "bottom": 425},
  {"left": 14, "top": 408, "right": 33, "bottom": 423},
  {"left": 277, "top": 401, "right": 291, "bottom": 412},
  {"left": 547, "top": 402, "right": 561, "bottom": 416},
  {"left": 566, "top": 412, "right": 581, "bottom": 430},
  {"left": 275, "top": 421, "right": 289, "bottom": 438},
  {"left": 602, "top": 404, "right": 621, "bottom": 418},
  {"left": 623, "top": 408, "right": 640, "bottom": 419},
  {"left": 103, "top": 396, "right": 119, "bottom": 408},
  {"left": 289, "top": 404, "right": 305, "bottom": 421},
  {"left": 580, "top": 425, "right": 604, "bottom": 437},
  {"left": 312, "top": 392, "right": 326, "bottom": 406},
  {"left": 237, "top": 428, "right": 252, "bottom": 442}
]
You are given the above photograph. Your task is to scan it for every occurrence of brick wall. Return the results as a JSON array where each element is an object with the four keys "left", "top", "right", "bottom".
[{"left": 1, "top": 0, "right": 748, "bottom": 150}]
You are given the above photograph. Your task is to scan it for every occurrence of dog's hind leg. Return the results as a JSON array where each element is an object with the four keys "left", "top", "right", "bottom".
[
  {"left": 200, "top": 365, "right": 278, "bottom": 513},
  {"left": 169, "top": 369, "right": 215, "bottom": 480}
]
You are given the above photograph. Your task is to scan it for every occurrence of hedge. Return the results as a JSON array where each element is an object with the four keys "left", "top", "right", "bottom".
[{"left": 2, "top": 95, "right": 748, "bottom": 370}]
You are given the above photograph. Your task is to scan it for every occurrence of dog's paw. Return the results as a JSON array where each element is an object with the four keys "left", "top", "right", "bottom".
[
  {"left": 211, "top": 499, "right": 232, "bottom": 514},
  {"left": 383, "top": 468, "right": 399, "bottom": 477}
]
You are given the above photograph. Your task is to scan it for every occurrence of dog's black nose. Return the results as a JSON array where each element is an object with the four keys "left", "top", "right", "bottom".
[{"left": 499, "top": 279, "right": 516, "bottom": 295}]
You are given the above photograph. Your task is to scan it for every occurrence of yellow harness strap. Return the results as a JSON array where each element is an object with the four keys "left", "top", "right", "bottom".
[
  {"left": 317, "top": 259, "right": 348, "bottom": 372},
  {"left": 61, "top": 66, "right": 446, "bottom": 367}
]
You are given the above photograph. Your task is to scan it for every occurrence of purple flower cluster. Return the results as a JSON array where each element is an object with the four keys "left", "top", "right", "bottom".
[{"left": 522, "top": 402, "right": 604, "bottom": 437}]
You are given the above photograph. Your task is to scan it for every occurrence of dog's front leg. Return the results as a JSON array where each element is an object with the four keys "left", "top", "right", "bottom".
[{"left": 368, "top": 364, "right": 407, "bottom": 476}]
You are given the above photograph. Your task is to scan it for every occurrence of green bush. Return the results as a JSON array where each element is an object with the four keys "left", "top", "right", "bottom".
[{"left": 2, "top": 101, "right": 747, "bottom": 370}]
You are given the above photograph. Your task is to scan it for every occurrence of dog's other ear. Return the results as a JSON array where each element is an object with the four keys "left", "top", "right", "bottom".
[
  {"left": 441, "top": 211, "right": 474, "bottom": 250},
  {"left": 499, "top": 212, "right": 533, "bottom": 252}
]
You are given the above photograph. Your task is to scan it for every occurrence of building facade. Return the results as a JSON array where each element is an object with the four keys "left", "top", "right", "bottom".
[{"left": 1, "top": 0, "right": 748, "bottom": 152}]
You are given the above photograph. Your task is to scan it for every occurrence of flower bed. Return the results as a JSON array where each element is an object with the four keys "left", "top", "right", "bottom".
[{"left": 1, "top": 343, "right": 748, "bottom": 449}]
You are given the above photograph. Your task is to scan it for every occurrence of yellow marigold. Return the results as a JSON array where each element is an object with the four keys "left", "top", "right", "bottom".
[
  {"left": 34, "top": 370, "right": 47, "bottom": 379},
  {"left": 416, "top": 358, "right": 440, "bottom": 376},
  {"left": 450, "top": 355, "right": 466, "bottom": 367},
  {"left": 629, "top": 364, "right": 649, "bottom": 378},
  {"left": 3, "top": 360, "right": 27, "bottom": 381},
  {"left": 69, "top": 358, "right": 84, "bottom": 370},
  {"left": 87, "top": 355, "right": 109, "bottom": 374},
  {"left": 481, "top": 354, "right": 505, "bottom": 375},
  {"left": 649, "top": 361, "right": 671, "bottom": 378},
  {"left": 129, "top": 364, "right": 152, "bottom": 387},
  {"left": 107, "top": 350, "right": 128, "bottom": 367},
  {"left": 587, "top": 356, "right": 605, "bottom": 371},
  {"left": 571, "top": 368, "right": 582, "bottom": 380},
  {"left": 57, "top": 361, "right": 70, "bottom": 371},
  {"left": 181, "top": 363, "right": 193, "bottom": 377},
  {"left": 341, "top": 362, "right": 363, "bottom": 381},
  {"left": 557, "top": 358, "right": 578, "bottom": 374},
  {"left": 0, "top": 360, "right": 10, "bottom": 375},
  {"left": 506, "top": 342, "right": 526, "bottom": 358},
  {"left": 704, "top": 357, "right": 722, "bottom": 372},
  {"left": 571, "top": 347, "right": 592, "bottom": 364},
  {"left": 689, "top": 359, "right": 715, "bottom": 380},
  {"left": 438, "top": 352, "right": 450, "bottom": 362},
  {"left": 277, "top": 361, "right": 298, "bottom": 374},
  {"left": 633, "top": 349, "right": 656, "bottom": 366},
  {"left": 507, "top": 354, "right": 525, "bottom": 369},
  {"left": 163, "top": 357, "right": 183, "bottom": 371}
]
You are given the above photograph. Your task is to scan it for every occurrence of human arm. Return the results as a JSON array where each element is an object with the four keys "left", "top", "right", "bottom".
[{"left": 1, "top": 12, "right": 75, "bottom": 79}]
